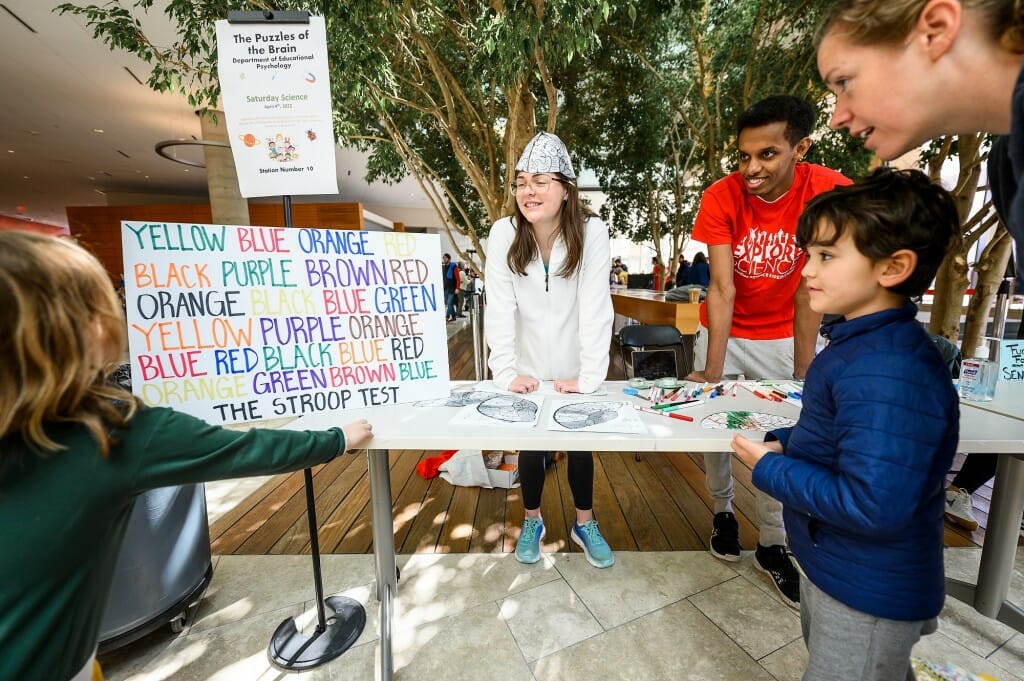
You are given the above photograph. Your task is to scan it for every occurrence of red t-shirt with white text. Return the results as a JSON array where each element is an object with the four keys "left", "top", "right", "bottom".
[{"left": 692, "top": 163, "right": 851, "bottom": 340}]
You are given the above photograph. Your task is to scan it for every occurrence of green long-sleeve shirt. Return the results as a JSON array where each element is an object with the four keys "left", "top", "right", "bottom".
[{"left": 0, "top": 406, "right": 346, "bottom": 681}]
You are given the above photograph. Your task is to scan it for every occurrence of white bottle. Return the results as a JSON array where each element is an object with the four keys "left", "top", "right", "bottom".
[{"left": 959, "top": 345, "right": 997, "bottom": 401}]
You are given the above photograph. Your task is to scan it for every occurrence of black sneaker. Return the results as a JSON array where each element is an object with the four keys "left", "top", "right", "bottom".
[
  {"left": 709, "top": 512, "right": 741, "bottom": 562},
  {"left": 755, "top": 544, "right": 800, "bottom": 610}
]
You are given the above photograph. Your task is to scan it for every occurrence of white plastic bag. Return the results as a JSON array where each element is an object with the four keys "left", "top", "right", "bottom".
[{"left": 438, "top": 449, "right": 492, "bottom": 488}]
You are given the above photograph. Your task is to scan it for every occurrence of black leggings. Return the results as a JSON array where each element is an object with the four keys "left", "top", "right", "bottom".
[
  {"left": 950, "top": 454, "right": 997, "bottom": 494},
  {"left": 518, "top": 450, "right": 593, "bottom": 512}
]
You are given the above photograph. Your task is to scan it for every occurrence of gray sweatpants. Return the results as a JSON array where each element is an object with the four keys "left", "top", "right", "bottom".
[
  {"left": 800, "top": 578, "right": 936, "bottom": 681},
  {"left": 693, "top": 325, "right": 792, "bottom": 546}
]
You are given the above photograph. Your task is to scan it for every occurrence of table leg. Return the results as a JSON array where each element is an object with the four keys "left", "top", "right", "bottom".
[
  {"left": 367, "top": 448, "right": 397, "bottom": 681},
  {"left": 945, "top": 454, "right": 1024, "bottom": 632}
]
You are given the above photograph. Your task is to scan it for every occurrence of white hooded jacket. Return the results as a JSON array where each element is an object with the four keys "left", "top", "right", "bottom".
[{"left": 484, "top": 215, "right": 613, "bottom": 393}]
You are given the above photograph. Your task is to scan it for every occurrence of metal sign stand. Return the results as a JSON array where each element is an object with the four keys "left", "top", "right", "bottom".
[
  {"left": 225, "top": 11, "right": 365, "bottom": 671},
  {"left": 265, "top": 199, "right": 365, "bottom": 671}
]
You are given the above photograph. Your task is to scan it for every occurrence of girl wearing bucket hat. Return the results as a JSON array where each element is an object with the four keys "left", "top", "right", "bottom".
[{"left": 484, "top": 132, "right": 616, "bottom": 568}]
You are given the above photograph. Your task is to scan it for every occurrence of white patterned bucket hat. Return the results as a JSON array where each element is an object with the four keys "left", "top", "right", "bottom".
[{"left": 514, "top": 132, "right": 576, "bottom": 181}]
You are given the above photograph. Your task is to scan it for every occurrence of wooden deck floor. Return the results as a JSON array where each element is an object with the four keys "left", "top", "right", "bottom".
[{"left": 211, "top": 322, "right": 999, "bottom": 556}]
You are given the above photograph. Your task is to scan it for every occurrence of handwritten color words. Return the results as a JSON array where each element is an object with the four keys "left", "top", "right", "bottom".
[{"left": 122, "top": 222, "right": 448, "bottom": 424}]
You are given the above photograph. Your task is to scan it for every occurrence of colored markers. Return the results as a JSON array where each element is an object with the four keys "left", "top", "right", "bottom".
[
  {"left": 635, "top": 405, "right": 694, "bottom": 422},
  {"left": 663, "top": 399, "right": 704, "bottom": 412}
]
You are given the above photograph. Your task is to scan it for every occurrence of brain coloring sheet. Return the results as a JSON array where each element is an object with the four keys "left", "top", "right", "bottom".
[
  {"left": 701, "top": 411, "right": 796, "bottom": 431},
  {"left": 548, "top": 401, "right": 647, "bottom": 434},
  {"left": 448, "top": 394, "right": 544, "bottom": 428}
]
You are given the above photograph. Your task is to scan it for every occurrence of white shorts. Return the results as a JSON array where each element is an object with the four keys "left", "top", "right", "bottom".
[{"left": 692, "top": 324, "right": 794, "bottom": 380}]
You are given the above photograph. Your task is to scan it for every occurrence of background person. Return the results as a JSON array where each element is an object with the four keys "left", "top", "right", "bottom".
[
  {"left": 651, "top": 256, "right": 665, "bottom": 291},
  {"left": 685, "top": 95, "right": 852, "bottom": 608},
  {"left": 456, "top": 262, "right": 471, "bottom": 318},
  {"left": 732, "top": 168, "right": 962, "bottom": 681},
  {"left": 687, "top": 251, "right": 710, "bottom": 287},
  {"left": 675, "top": 255, "right": 691, "bottom": 288},
  {"left": 484, "top": 131, "right": 616, "bottom": 568},
  {"left": 0, "top": 230, "right": 374, "bottom": 681},
  {"left": 442, "top": 253, "right": 460, "bottom": 322}
]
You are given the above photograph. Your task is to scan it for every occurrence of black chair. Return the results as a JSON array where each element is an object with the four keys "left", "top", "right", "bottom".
[
  {"left": 617, "top": 324, "right": 690, "bottom": 461},
  {"left": 618, "top": 323, "right": 691, "bottom": 381}
]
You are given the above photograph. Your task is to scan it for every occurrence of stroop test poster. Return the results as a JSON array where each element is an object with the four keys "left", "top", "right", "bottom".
[{"left": 121, "top": 222, "right": 449, "bottom": 425}]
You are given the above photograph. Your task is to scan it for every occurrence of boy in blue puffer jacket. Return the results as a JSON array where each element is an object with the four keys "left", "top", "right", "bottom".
[{"left": 731, "top": 168, "right": 961, "bottom": 681}]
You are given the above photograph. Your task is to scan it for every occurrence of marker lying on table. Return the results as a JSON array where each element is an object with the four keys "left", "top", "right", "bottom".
[
  {"left": 662, "top": 399, "right": 703, "bottom": 412},
  {"left": 664, "top": 387, "right": 686, "bottom": 402},
  {"left": 635, "top": 404, "right": 694, "bottom": 422},
  {"left": 651, "top": 398, "right": 702, "bottom": 410}
]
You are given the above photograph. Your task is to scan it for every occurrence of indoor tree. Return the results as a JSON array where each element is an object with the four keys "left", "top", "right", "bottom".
[{"left": 58, "top": 0, "right": 627, "bottom": 271}]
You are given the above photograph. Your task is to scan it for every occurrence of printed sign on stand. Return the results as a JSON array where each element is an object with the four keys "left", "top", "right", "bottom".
[
  {"left": 215, "top": 16, "right": 337, "bottom": 197},
  {"left": 121, "top": 222, "right": 449, "bottom": 424}
]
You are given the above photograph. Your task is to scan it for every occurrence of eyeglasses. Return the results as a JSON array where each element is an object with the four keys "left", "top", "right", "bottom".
[{"left": 510, "top": 176, "right": 563, "bottom": 195}]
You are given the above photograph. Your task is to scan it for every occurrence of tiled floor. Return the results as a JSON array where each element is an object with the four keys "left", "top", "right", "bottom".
[{"left": 99, "top": 547, "right": 1024, "bottom": 681}]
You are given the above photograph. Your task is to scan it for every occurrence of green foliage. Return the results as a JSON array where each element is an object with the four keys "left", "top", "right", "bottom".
[
  {"left": 57, "top": 0, "right": 871, "bottom": 264},
  {"left": 59, "top": 0, "right": 618, "bottom": 259},
  {"left": 563, "top": 0, "right": 872, "bottom": 263}
]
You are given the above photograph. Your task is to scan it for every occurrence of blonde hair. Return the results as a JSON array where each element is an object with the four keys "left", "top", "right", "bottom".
[
  {"left": 819, "top": 0, "right": 1024, "bottom": 52},
  {"left": 0, "top": 230, "right": 137, "bottom": 457}
]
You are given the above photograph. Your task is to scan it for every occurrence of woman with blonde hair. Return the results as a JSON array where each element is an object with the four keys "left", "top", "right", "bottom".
[
  {"left": 816, "top": 0, "right": 1023, "bottom": 278},
  {"left": 0, "top": 230, "right": 373, "bottom": 681}
]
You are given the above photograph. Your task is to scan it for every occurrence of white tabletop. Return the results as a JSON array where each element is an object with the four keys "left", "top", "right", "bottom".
[
  {"left": 960, "top": 381, "right": 1024, "bottom": 423},
  {"left": 287, "top": 381, "right": 1024, "bottom": 455}
]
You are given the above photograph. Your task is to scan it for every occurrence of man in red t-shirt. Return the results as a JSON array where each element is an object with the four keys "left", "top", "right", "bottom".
[{"left": 685, "top": 95, "right": 851, "bottom": 609}]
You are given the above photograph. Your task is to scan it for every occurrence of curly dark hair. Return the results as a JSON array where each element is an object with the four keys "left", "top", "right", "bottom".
[{"left": 737, "top": 95, "right": 816, "bottom": 146}]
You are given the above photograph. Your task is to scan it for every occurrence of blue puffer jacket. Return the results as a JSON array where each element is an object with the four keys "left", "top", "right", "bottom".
[{"left": 752, "top": 303, "right": 959, "bottom": 621}]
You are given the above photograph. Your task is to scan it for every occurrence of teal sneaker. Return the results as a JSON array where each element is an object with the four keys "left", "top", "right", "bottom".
[
  {"left": 571, "top": 520, "right": 614, "bottom": 568},
  {"left": 515, "top": 517, "right": 545, "bottom": 564}
]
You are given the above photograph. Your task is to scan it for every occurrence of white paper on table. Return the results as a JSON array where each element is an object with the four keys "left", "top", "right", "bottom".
[
  {"left": 474, "top": 380, "right": 608, "bottom": 397},
  {"left": 547, "top": 400, "right": 648, "bottom": 434},
  {"left": 413, "top": 388, "right": 504, "bottom": 408},
  {"left": 448, "top": 394, "right": 544, "bottom": 428}
]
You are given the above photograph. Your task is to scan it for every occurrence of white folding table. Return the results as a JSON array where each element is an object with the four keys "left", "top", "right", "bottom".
[
  {"left": 289, "top": 380, "right": 1024, "bottom": 680},
  {"left": 948, "top": 383, "right": 1024, "bottom": 633}
]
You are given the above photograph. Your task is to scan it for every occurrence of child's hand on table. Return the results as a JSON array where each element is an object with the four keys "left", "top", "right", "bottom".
[
  {"left": 730, "top": 434, "right": 783, "bottom": 468},
  {"left": 343, "top": 419, "right": 374, "bottom": 451}
]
